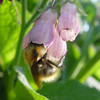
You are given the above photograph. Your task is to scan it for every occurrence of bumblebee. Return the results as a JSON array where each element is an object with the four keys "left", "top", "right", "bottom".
[{"left": 24, "top": 43, "right": 65, "bottom": 88}]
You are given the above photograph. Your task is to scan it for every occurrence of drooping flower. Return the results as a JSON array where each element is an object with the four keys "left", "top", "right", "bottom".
[
  {"left": 57, "top": 2, "right": 80, "bottom": 41},
  {"left": 22, "top": 8, "right": 57, "bottom": 49}
]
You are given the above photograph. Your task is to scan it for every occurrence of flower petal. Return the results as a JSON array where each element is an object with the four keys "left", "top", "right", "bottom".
[
  {"left": 29, "top": 8, "right": 57, "bottom": 48},
  {"left": 60, "top": 29, "right": 76, "bottom": 41},
  {"left": 41, "top": 8, "right": 57, "bottom": 24},
  {"left": 29, "top": 21, "right": 55, "bottom": 48},
  {"left": 47, "top": 30, "right": 67, "bottom": 59},
  {"left": 57, "top": 12, "right": 77, "bottom": 33},
  {"left": 22, "top": 32, "right": 30, "bottom": 49},
  {"left": 61, "top": 2, "right": 76, "bottom": 14}
]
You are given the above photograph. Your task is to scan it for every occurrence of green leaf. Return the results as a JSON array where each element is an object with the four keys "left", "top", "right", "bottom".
[
  {"left": 76, "top": 49, "right": 100, "bottom": 82},
  {"left": 38, "top": 80, "right": 100, "bottom": 100},
  {"left": 9, "top": 81, "right": 34, "bottom": 100},
  {"left": 94, "top": 67, "right": 100, "bottom": 81},
  {"left": 77, "top": 7, "right": 87, "bottom": 16},
  {"left": 0, "top": 0, "right": 20, "bottom": 69},
  {"left": 15, "top": 66, "right": 48, "bottom": 100},
  {"left": 0, "top": 0, "right": 32, "bottom": 70},
  {"left": 63, "top": 42, "right": 81, "bottom": 77},
  {"left": 88, "top": 45, "right": 96, "bottom": 58},
  {"left": 81, "top": 2, "right": 96, "bottom": 23}
]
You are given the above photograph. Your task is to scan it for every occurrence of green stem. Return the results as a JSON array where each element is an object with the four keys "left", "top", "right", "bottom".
[
  {"left": 14, "top": 0, "right": 27, "bottom": 65},
  {"left": 7, "top": 0, "right": 27, "bottom": 98},
  {"left": 25, "top": 13, "right": 39, "bottom": 29},
  {"left": 14, "top": 28, "right": 25, "bottom": 65},
  {"left": 70, "top": 0, "right": 78, "bottom": 3},
  {"left": 25, "top": 0, "right": 48, "bottom": 29},
  {"left": 22, "top": 0, "right": 27, "bottom": 26},
  {"left": 76, "top": 49, "right": 100, "bottom": 81}
]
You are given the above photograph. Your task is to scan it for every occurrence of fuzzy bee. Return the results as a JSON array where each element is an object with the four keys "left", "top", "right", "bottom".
[{"left": 24, "top": 43, "right": 65, "bottom": 88}]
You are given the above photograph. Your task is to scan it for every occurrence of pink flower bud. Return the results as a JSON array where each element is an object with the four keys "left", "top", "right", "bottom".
[
  {"left": 47, "top": 29, "right": 67, "bottom": 60},
  {"left": 29, "top": 8, "right": 57, "bottom": 48},
  {"left": 57, "top": 2, "right": 80, "bottom": 41}
]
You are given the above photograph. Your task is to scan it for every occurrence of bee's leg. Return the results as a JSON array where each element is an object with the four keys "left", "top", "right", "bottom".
[
  {"left": 42, "top": 53, "right": 47, "bottom": 59},
  {"left": 47, "top": 56, "right": 65, "bottom": 68},
  {"left": 47, "top": 60, "right": 58, "bottom": 67},
  {"left": 31, "top": 63, "right": 41, "bottom": 89},
  {"left": 58, "top": 56, "right": 65, "bottom": 67}
]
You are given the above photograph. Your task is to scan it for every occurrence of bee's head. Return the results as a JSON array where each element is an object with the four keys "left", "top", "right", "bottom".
[{"left": 24, "top": 43, "right": 47, "bottom": 66}]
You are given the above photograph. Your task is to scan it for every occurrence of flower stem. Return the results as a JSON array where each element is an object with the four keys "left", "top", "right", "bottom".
[{"left": 25, "top": 0, "right": 48, "bottom": 29}]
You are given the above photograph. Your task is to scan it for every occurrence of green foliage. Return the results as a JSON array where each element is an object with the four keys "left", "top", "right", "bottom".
[
  {"left": 0, "top": 0, "right": 100, "bottom": 100},
  {"left": 14, "top": 66, "right": 48, "bottom": 100},
  {"left": 0, "top": 0, "right": 20, "bottom": 69},
  {"left": 38, "top": 80, "right": 100, "bottom": 100}
]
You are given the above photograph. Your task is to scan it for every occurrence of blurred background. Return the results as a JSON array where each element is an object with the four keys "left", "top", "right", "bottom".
[{"left": 0, "top": 0, "right": 100, "bottom": 100}]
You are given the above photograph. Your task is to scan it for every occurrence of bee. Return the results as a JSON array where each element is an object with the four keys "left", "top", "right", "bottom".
[{"left": 24, "top": 43, "right": 65, "bottom": 88}]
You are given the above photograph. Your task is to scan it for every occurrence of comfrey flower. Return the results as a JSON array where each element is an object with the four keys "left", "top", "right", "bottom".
[
  {"left": 57, "top": 2, "right": 80, "bottom": 41},
  {"left": 22, "top": 2, "right": 80, "bottom": 87}
]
